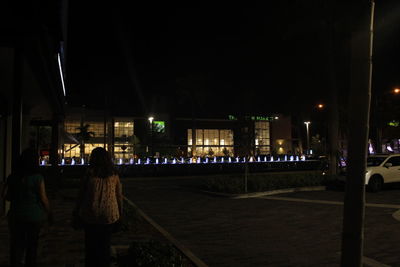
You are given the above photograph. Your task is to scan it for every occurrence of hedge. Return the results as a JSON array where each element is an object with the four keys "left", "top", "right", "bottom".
[{"left": 202, "top": 171, "right": 337, "bottom": 194}]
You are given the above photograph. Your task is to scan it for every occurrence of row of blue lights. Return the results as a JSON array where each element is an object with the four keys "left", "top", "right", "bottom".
[{"left": 40, "top": 155, "right": 308, "bottom": 166}]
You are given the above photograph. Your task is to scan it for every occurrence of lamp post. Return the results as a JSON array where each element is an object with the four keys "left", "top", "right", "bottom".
[
  {"left": 304, "top": 121, "right": 311, "bottom": 154},
  {"left": 374, "top": 88, "right": 400, "bottom": 153},
  {"left": 148, "top": 116, "right": 154, "bottom": 155}
]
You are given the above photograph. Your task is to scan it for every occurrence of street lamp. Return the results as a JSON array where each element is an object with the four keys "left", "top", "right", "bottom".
[
  {"left": 374, "top": 88, "right": 400, "bottom": 153},
  {"left": 148, "top": 116, "right": 154, "bottom": 155},
  {"left": 148, "top": 116, "right": 154, "bottom": 125},
  {"left": 304, "top": 121, "right": 311, "bottom": 154}
]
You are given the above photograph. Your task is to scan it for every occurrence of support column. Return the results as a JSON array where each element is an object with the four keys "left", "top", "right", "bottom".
[
  {"left": 103, "top": 112, "right": 107, "bottom": 148},
  {"left": 50, "top": 116, "right": 59, "bottom": 166},
  {"left": 191, "top": 119, "right": 196, "bottom": 157},
  {"left": 111, "top": 118, "right": 115, "bottom": 160},
  {"left": 11, "top": 48, "right": 23, "bottom": 172},
  {"left": 0, "top": 115, "right": 8, "bottom": 216},
  {"left": 48, "top": 116, "right": 61, "bottom": 193}
]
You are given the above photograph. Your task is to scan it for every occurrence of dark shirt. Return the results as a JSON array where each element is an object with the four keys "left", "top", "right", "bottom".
[{"left": 7, "top": 173, "right": 46, "bottom": 222}]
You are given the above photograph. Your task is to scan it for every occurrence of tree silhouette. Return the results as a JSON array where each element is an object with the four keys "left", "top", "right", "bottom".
[{"left": 75, "top": 124, "right": 95, "bottom": 159}]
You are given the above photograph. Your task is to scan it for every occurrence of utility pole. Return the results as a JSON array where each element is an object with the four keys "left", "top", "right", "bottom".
[
  {"left": 341, "top": 1, "right": 374, "bottom": 266},
  {"left": 304, "top": 121, "right": 311, "bottom": 154},
  {"left": 148, "top": 116, "right": 154, "bottom": 156}
]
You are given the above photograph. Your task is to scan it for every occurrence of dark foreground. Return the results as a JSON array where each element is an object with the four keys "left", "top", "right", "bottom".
[
  {"left": 1, "top": 175, "right": 400, "bottom": 266},
  {"left": 123, "top": 176, "right": 400, "bottom": 266}
]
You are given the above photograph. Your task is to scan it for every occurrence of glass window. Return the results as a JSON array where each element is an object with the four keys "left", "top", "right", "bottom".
[
  {"left": 387, "top": 156, "right": 400, "bottom": 166},
  {"left": 114, "top": 120, "right": 135, "bottom": 160},
  {"left": 114, "top": 144, "right": 134, "bottom": 159},
  {"left": 187, "top": 129, "right": 234, "bottom": 156},
  {"left": 195, "top": 147, "right": 204, "bottom": 155},
  {"left": 255, "top": 121, "right": 271, "bottom": 155},
  {"left": 65, "top": 121, "right": 105, "bottom": 137},
  {"left": 114, "top": 121, "right": 134, "bottom": 138},
  {"left": 367, "top": 157, "right": 387, "bottom": 166},
  {"left": 196, "top": 129, "right": 204, "bottom": 145},
  {"left": 63, "top": 144, "right": 80, "bottom": 158},
  {"left": 85, "top": 143, "right": 105, "bottom": 155},
  {"left": 204, "top": 129, "right": 218, "bottom": 145},
  {"left": 65, "top": 121, "right": 80, "bottom": 134},
  {"left": 86, "top": 122, "right": 105, "bottom": 137},
  {"left": 63, "top": 143, "right": 106, "bottom": 159},
  {"left": 188, "top": 130, "right": 192, "bottom": 146}
]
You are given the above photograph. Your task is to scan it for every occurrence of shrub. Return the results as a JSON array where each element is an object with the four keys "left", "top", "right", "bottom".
[
  {"left": 202, "top": 172, "right": 336, "bottom": 194},
  {"left": 117, "top": 239, "right": 183, "bottom": 267},
  {"left": 118, "top": 200, "right": 141, "bottom": 232}
]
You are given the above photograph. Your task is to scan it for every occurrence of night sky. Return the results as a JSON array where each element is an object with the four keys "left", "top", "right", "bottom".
[{"left": 66, "top": 3, "right": 400, "bottom": 118}]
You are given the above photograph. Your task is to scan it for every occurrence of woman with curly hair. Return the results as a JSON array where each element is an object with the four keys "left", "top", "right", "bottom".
[{"left": 74, "top": 147, "right": 123, "bottom": 267}]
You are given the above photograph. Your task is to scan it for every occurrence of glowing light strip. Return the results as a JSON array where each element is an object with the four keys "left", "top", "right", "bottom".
[
  {"left": 57, "top": 53, "right": 66, "bottom": 96},
  {"left": 59, "top": 156, "right": 314, "bottom": 166}
]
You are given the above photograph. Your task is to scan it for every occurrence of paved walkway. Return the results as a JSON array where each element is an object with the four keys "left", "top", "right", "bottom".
[
  {"left": 123, "top": 176, "right": 400, "bottom": 266},
  {"left": 0, "top": 189, "right": 166, "bottom": 267},
  {"left": 2, "top": 176, "right": 400, "bottom": 266},
  {"left": 0, "top": 190, "right": 85, "bottom": 267}
]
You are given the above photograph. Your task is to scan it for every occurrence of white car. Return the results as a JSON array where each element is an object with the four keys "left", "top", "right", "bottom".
[{"left": 365, "top": 154, "right": 400, "bottom": 192}]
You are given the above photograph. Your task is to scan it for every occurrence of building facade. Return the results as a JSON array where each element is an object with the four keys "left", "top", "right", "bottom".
[
  {"left": 61, "top": 108, "right": 296, "bottom": 163},
  {"left": 1, "top": 2, "right": 68, "bottom": 215}
]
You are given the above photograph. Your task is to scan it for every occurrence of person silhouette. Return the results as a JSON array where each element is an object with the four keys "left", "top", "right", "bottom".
[
  {"left": 74, "top": 147, "right": 123, "bottom": 267},
  {"left": 2, "top": 148, "right": 52, "bottom": 267}
]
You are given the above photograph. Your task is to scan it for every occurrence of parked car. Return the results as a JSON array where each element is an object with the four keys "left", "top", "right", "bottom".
[
  {"left": 365, "top": 154, "right": 400, "bottom": 192},
  {"left": 338, "top": 154, "right": 400, "bottom": 192}
]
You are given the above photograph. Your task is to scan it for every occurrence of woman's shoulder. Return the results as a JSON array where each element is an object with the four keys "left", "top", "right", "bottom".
[
  {"left": 105, "top": 173, "right": 119, "bottom": 180},
  {"left": 85, "top": 168, "right": 94, "bottom": 176},
  {"left": 7, "top": 172, "right": 43, "bottom": 182},
  {"left": 105, "top": 173, "right": 120, "bottom": 183},
  {"left": 28, "top": 173, "right": 44, "bottom": 179},
  {"left": 28, "top": 174, "right": 44, "bottom": 184}
]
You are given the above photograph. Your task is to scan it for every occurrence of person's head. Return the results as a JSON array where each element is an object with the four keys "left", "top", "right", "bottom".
[
  {"left": 15, "top": 148, "right": 39, "bottom": 175},
  {"left": 89, "top": 147, "right": 116, "bottom": 178}
]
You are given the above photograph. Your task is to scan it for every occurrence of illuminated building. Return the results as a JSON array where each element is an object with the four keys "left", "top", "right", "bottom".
[{"left": 61, "top": 107, "right": 295, "bottom": 161}]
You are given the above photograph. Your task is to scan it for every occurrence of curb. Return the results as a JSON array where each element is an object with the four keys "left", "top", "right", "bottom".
[
  {"left": 392, "top": 209, "right": 400, "bottom": 222},
  {"left": 201, "top": 186, "right": 327, "bottom": 199},
  {"left": 123, "top": 196, "right": 208, "bottom": 267},
  {"left": 363, "top": 256, "right": 391, "bottom": 267}
]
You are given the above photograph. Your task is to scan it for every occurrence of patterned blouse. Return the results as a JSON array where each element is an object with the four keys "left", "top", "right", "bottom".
[{"left": 79, "top": 174, "right": 122, "bottom": 224}]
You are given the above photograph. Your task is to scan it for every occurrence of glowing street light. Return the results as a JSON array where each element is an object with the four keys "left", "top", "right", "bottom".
[
  {"left": 148, "top": 116, "right": 154, "bottom": 155},
  {"left": 304, "top": 121, "right": 311, "bottom": 154}
]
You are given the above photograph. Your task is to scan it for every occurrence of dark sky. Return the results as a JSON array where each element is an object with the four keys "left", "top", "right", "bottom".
[{"left": 66, "top": 3, "right": 400, "bottom": 118}]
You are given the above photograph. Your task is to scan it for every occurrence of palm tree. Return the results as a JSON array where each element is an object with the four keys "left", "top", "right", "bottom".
[{"left": 75, "top": 124, "right": 95, "bottom": 160}]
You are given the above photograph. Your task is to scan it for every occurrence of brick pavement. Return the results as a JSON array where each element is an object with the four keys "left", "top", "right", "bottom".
[
  {"left": 123, "top": 177, "right": 400, "bottom": 266},
  {"left": 0, "top": 190, "right": 85, "bottom": 267},
  {"left": 0, "top": 188, "right": 169, "bottom": 267},
  {"left": 2, "top": 176, "right": 400, "bottom": 266}
]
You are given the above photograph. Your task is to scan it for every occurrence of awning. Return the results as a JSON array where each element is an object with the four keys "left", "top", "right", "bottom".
[{"left": 61, "top": 129, "right": 79, "bottom": 144}]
